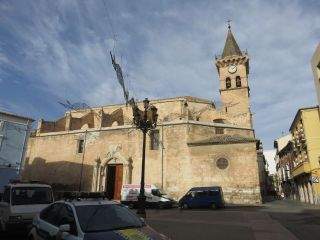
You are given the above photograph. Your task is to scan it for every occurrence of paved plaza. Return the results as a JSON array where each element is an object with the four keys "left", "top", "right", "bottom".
[
  {"left": 146, "top": 200, "right": 320, "bottom": 240},
  {"left": 1, "top": 200, "right": 320, "bottom": 240}
]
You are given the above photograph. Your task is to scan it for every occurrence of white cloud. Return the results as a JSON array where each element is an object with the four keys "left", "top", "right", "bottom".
[
  {"left": 0, "top": 100, "right": 37, "bottom": 119},
  {"left": 264, "top": 149, "right": 277, "bottom": 175},
  {"left": 0, "top": 0, "right": 319, "bottom": 148},
  {"left": 0, "top": 52, "right": 11, "bottom": 65}
]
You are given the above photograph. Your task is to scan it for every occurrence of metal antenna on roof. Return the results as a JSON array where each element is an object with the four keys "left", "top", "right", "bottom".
[
  {"left": 58, "top": 100, "right": 101, "bottom": 119},
  {"left": 58, "top": 100, "right": 90, "bottom": 111}
]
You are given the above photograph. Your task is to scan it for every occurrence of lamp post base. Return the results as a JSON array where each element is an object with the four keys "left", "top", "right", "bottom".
[{"left": 136, "top": 195, "right": 147, "bottom": 218}]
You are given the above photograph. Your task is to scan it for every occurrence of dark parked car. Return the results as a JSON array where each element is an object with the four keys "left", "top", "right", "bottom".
[{"left": 178, "top": 186, "right": 225, "bottom": 209}]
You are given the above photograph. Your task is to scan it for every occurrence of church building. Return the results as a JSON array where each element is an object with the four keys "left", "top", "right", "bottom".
[{"left": 23, "top": 27, "right": 264, "bottom": 204}]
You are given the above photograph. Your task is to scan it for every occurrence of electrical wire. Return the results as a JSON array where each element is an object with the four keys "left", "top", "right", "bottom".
[
  {"left": 101, "top": 0, "right": 137, "bottom": 102},
  {"left": 101, "top": 0, "right": 118, "bottom": 54}
]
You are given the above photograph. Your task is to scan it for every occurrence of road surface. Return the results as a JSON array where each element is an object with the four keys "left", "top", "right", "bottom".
[{"left": 1, "top": 200, "right": 320, "bottom": 240}]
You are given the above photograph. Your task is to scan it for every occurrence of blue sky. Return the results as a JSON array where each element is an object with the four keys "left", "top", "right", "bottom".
[{"left": 0, "top": 0, "right": 319, "bottom": 149}]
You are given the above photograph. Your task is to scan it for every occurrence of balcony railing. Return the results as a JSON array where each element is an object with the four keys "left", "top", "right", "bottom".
[{"left": 292, "top": 161, "right": 311, "bottom": 178}]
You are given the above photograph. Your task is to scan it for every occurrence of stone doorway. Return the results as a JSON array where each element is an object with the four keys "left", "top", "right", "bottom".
[
  {"left": 106, "top": 164, "right": 123, "bottom": 200},
  {"left": 92, "top": 145, "right": 133, "bottom": 194}
]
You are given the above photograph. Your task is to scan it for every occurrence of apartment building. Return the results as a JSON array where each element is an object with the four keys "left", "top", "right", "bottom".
[{"left": 290, "top": 107, "right": 320, "bottom": 204}]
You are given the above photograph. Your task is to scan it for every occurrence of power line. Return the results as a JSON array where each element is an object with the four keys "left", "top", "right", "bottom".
[
  {"left": 100, "top": 0, "right": 137, "bottom": 104},
  {"left": 101, "top": 0, "right": 117, "bottom": 53}
]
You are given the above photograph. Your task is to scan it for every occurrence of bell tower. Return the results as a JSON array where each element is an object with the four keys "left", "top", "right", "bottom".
[{"left": 215, "top": 24, "right": 252, "bottom": 128}]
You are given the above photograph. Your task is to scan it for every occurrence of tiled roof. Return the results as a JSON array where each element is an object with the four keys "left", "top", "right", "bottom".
[
  {"left": 188, "top": 134, "right": 256, "bottom": 146},
  {"left": 221, "top": 29, "right": 242, "bottom": 58}
]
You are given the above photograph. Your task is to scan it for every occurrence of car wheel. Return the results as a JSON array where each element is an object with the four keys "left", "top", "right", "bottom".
[
  {"left": 182, "top": 203, "right": 189, "bottom": 209},
  {"left": 158, "top": 203, "right": 165, "bottom": 209},
  {"left": 0, "top": 220, "right": 6, "bottom": 232}
]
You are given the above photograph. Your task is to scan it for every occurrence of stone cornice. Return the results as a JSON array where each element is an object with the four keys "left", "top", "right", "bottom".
[
  {"left": 187, "top": 134, "right": 257, "bottom": 147},
  {"left": 33, "top": 120, "right": 254, "bottom": 138},
  {"left": 215, "top": 55, "right": 249, "bottom": 68},
  {"left": 65, "top": 96, "right": 214, "bottom": 114},
  {"left": 219, "top": 86, "right": 249, "bottom": 93}
]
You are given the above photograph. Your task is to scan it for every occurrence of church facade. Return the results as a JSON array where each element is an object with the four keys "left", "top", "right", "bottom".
[{"left": 23, "top": 27, "right": 263, "bottom": 204}]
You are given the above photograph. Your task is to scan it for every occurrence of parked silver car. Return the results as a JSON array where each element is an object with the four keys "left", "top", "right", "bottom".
[{"left": 29, "top": 199, "right": 169, "bottom": 240}]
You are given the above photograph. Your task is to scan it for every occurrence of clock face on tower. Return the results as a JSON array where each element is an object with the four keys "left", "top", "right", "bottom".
[{"left": 228, "top": 65, "right": 237, "bottom": 74}]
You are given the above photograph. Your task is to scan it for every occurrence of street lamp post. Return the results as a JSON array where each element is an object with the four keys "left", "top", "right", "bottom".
[
  {"left": 109, "top": 51, "right": 158, "bottom": 217},
  {"left": 131, "top": 98, "right": 158, "bottom": 218},
  {"left": 137, "top": 120, "right": 147, "bottom": 217}
]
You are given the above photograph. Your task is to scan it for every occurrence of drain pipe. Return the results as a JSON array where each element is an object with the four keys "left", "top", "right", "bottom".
[
  {"left": 161, "top": 124, "right": 164, "bottom": 189},
  {"left": 19, "top": 120, "right": 30, "bottom": 177},
  {"left": 79, "top": 130, "right": 88, "bottom": 192}
]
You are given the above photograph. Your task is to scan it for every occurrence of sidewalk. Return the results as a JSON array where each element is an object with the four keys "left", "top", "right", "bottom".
[
  {"left": 264, "top": 200, "right": 320, "bottom": 240},
  {"left": 147, "top": 200, "right": 320, "bottom": 240},
  {"left": 245, "top": 211, "right": 299, "bottom": 240},
  {"left": 263, "top": 199, "right": 320, "bottom": 213}
]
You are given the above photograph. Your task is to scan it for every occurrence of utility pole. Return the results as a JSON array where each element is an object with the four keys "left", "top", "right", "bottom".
[{"left": 109, "top": 52, "right": 158, "bottom": 217}]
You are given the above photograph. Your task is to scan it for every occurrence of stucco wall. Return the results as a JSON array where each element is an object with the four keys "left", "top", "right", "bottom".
[
  {"left": 311, "top": 44, "right": 320, "bottom": 106},
  {"left": 187, "top": 142, "right": 261, "bottom": 204},
  {"left": 23, "top": 121, "right": 261, "bottom": 204},
  {"left": 302, "top": 109, "right": 320, "bottom": 170}
]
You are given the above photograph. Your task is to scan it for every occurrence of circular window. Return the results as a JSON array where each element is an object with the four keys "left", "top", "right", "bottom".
[{"left": 216, "top": 158, "right": 229, "bottom": 169}]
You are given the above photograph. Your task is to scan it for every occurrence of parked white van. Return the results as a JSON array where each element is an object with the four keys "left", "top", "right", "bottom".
[
  {"left": 0, "top": 182, "right": 54, "bottom": 232},
  {"left": 121, "top": 184, "right": 175, "bottom": 208}
]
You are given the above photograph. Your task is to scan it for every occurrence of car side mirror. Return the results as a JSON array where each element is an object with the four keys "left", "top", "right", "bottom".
[
  {"left": 140, "top": 218, "right": 146, "bottom": 226},
  {"left": 59, "top": 224, "right": 70, "bottom": 233}
]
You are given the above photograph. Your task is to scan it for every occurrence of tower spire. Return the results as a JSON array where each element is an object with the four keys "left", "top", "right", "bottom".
[{"left": 221, "top": 24, "right": 242, "bottom": 58}]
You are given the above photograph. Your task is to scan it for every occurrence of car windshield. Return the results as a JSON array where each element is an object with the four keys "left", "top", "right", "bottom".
[
  {"left": 76, "top": 204, "right": 143, "bottom": 233},
  {"left": 11, "top": 187, "right": 53, "bottom": 205}
]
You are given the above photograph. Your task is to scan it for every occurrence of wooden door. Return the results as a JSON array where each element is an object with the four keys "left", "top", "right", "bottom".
[{"left": 113, "top": 164, "right": 123, "bottom": 200}]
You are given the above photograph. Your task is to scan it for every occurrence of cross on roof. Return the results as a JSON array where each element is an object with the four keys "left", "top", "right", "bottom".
[{"left": 227, "top": 19, "right": 232, "bottom": 29}]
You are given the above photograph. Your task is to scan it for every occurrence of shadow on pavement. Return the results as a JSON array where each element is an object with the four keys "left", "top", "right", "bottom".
[
  {"left": 147, "top": 200, "right": 320, "bottom": 240},
  {"left": 0, "top": 231, "right": 27, "bottom": 240}
]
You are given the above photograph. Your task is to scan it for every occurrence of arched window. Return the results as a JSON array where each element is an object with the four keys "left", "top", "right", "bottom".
[
  {"left": 236, "top": 76, "right": 241, "bottom": 87},
  {"left": 226, "top": 77, "right": 231, "bottom": 89}
]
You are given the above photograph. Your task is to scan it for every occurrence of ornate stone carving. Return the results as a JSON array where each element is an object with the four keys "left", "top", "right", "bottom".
[
  {"left": 92, "top": 145, "right": 133, "bottom": 192},
  {"left": 104, "top": 144, "right": 122, "bottom": 161}
]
